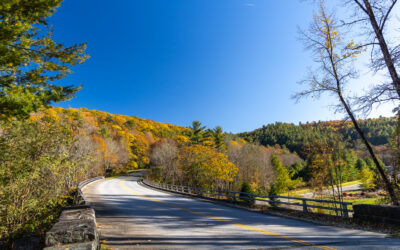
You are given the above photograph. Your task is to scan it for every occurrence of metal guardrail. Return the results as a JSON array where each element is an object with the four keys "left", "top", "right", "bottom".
[
  {"left": 76, "top": 176, "right": 104, "bottom": 205},
  {"left": 78, "top": 176, "right": 104, "bottom": 189},
  {"left": 142, "top": 179, "right": 353, "bottom": 217}
]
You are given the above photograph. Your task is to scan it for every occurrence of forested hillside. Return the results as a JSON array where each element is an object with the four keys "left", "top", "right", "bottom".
[
  {"left": 0, "top": 107, "right": 188, "bottom": 240},
  {"left": 239, "top": 117, "right": 396, "bottom": 162},
  {"left": 0, "top": 107, "right": 302, "bottom": 240}
]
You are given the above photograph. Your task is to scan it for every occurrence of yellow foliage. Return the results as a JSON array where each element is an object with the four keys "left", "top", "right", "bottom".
[
  {"left": 178, "top": 145, "right": 238, "bottom": 188},
  {"left": 175, "top": 135, "right": 190, "bottom": 144},
  {"left": 34, "top": 107, "right": 191, "bottom": 172}
]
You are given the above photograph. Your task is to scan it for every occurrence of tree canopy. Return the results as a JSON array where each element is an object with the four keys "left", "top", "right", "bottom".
[{"left": 0, "top": 0, "right": 88, "bottom": 120}]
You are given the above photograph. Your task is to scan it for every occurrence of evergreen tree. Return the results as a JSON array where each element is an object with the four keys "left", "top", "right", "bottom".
[
  {"left": 212, "top": 126, "right": 225, "bottom": 151},
  {"left": 355, "top": 158, "right": 367, "bottom": 171},
  {"left": 271, "top": 155, "right": 293, "bottom": 194},
  {"left": 188, "top": 120, "right": 206, "bottom": 144},
  {"left": 0, "top": 0, "right": 89, "bottom": 120}
]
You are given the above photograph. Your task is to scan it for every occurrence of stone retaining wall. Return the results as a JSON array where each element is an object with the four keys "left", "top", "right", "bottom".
[
  {"left": 43, "top": 205, "right": 99, "bottom": 250},
  {"left": 353, "top": 204, "right": 400, "bottom": 225}
]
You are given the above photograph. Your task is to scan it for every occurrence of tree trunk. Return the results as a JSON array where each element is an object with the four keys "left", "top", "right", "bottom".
[
  {"left": 362, "top": 0, "right": 400, "bottom": 98},
  {"left": 337, "top": 89, "right": 399, "bottom": 205}
]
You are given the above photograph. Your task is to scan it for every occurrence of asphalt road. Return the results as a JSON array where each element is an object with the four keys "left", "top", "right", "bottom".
[
  {"left": 302, "top": 184, "right": 362, "bottom": 198},
  {"left": 83, "top": 174, "right": 400, "bottom": 249}
]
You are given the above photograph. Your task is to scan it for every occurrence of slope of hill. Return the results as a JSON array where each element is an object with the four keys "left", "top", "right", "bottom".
[
  {"left": 31, "top": 107, "right": 190, "bottom": 174},
  {"left": 238, "top": 117, "right": 396, "bottom": 160}
]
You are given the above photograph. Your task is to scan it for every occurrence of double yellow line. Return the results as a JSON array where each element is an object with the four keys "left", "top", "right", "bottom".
[{"left": 119, "top": 177, "right": 337, "bottom": 250}]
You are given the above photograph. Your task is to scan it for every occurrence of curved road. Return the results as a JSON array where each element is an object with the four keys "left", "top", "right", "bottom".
[{"left": 83, "top": 174, "right": 400, "bottom": 249}]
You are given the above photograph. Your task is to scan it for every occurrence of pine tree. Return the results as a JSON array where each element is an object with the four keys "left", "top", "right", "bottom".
[{"left": 0, "top": 0, "right": 89, "bottom": 120}]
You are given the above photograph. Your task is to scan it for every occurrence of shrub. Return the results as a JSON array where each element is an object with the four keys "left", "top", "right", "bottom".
[
  {"left": 0, "top": 119, "right": 96, "bottom": 240},
  {"left": 239, "top": 181, "right": 254, "bottom": 204}
]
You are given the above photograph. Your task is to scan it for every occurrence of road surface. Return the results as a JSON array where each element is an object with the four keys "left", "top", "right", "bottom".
[
  {"left": 83, "top": 174, "right": 400, "bottom": 249},
  {"left": 302, "top": 184, "right": 362, "bottom": 198}
]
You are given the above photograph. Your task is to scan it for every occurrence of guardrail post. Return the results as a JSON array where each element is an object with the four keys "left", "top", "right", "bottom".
[
  {"left": 343, "top": 204, "right": 349, "bottom": 218},
  {"left": 302, "top": 200, "right": 308, "bottom": 213},
  {"left": 233, "top": 193, "right": 236, "bottom": 202}
]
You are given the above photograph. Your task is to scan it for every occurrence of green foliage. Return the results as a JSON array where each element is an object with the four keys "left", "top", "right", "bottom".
[
  {"left": 187, "top": 120, "right": 206, "bottom": 144},
  {"left": 355, "top": 158, "right": 367, "bottom": 170},
  {"left": 288, "top": 161, "right": 305, "bottom": 180},
  {"left": 271, "top": 155, "right": 298, "bottom": 194},
  {"left": 100, "top": 125, "right": 111, "bottom": 138},
  {"left": 0, "top": 0, "right": 89, "bottom": 120},
  {"left": 124, "top": 119, "right": 135, "bottom": 129},
  {"left": 365, "top": 158, "right": 375, "bottom": 169},
  {"left": 240, "top": 181, "right": 253, "bottom": 194},
  {"left": 0, "top": 119, "right": 94, "bottom": 240},
  {"left": 239, "top": 181, "right": 253, "bottom": 203},
  {"left": 268, "top": 184, "right": 278, "bottom": 196},
  {"left": 342, "top": 150, "right": 359, "bottom": 182},
  {"left": 358, "top": 167, "right": 376, "bottom": 190},
  {"left": 211, "top": 126, "right": 225, "bottom": 151},
  {"left": 239, "top": 118, "right": 396, "bottom": 159}
]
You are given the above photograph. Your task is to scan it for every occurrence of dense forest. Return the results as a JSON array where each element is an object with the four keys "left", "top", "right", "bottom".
[{"left": 238, "top": 117, "right": 396, "bottom": 164}]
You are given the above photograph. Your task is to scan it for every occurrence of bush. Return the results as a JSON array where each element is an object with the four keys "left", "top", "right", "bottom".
[
  {"left": 239, "top": 181, "right": 254, "bottom": 204},
  {"left": 268, "top": 184, "right": 279, "bottom": 207},
  {"left": 0, "top": 119, "right": 96, "bottom": 240},
  {"left": 268, "top": 184, "right": 279, "bottom": 196}
]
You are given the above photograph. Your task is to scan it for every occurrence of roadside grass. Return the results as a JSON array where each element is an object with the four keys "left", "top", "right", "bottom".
[
  {"left": 304, "top": 197, "right": 387, "bottom": 216},
  {"left": 348, "top": 197, "right": 388, "bottom": 207}
]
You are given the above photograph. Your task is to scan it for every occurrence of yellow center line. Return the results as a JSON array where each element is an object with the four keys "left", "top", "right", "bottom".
[{"left": 118, "top": 177, "right": 337, "bottom": 250}]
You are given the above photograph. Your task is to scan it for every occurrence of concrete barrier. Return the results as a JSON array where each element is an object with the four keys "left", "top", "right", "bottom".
[{"left": 353, "top": 204, "right": 400, "bottom": 225}]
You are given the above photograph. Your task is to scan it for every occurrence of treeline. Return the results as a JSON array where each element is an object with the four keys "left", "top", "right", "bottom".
[
  {"left": 147, "top": 121, "right": 303, "bottom": 194},
  {"left": 238, "top": 117, "right": 396, "bottom": 162},
  {"left": 148, "top": 120, "right": 382, "bottom": 197}
]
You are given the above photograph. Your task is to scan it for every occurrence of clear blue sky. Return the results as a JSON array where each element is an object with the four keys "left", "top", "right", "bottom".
[{"left": 51, "top": 0, "right": 392, "bottom": 133}]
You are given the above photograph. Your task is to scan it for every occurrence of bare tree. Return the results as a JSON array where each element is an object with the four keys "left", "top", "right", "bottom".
[
  {"left": 150, "top": 139, "right": 179, "bottom": 184},
  {"left": 344, "top": 0, "right": 400, "bottom": 112},
  {"left": 295, "top": 1, "right": 399, "bottom": 204},
  {"left": 227, "top": 141, "right": 275, "bottom": 190},
  {"left": 104, "top": 137, "right": 130, "bottom": 173}
]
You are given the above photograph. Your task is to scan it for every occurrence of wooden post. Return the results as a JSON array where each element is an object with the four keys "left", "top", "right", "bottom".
[
  {"left": 302, "top": 200, "right": 308, "bottom": 213},
  {"left": 343, "top": 204, "right": 349, "bottom": 218}
]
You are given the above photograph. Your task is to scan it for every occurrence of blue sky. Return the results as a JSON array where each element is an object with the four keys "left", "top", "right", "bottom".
[{"left": 51, "top": 0, "right": 394, "bottom": 132}]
